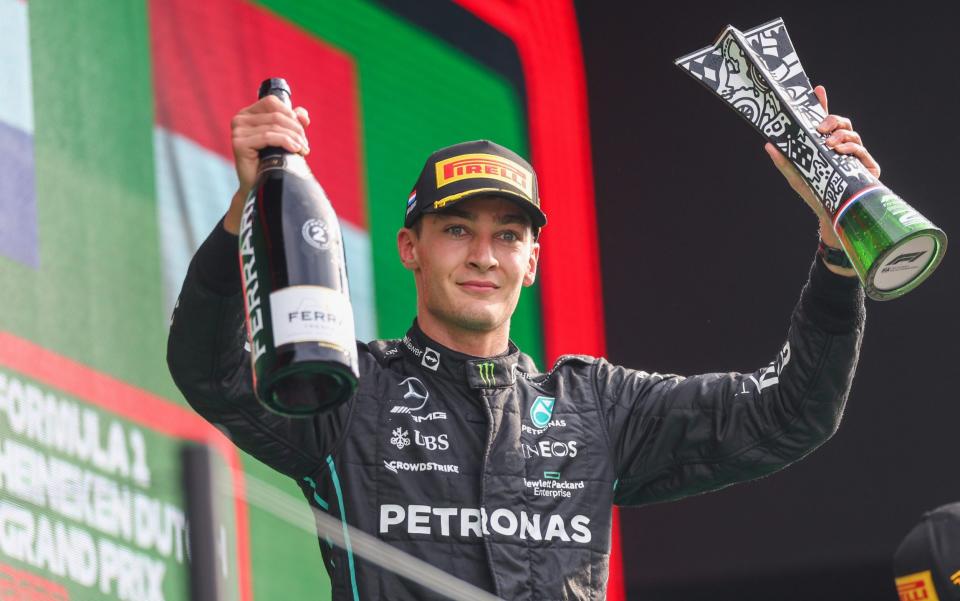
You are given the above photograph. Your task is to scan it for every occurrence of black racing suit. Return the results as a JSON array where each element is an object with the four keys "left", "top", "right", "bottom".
[{"left": 167, "top": 222, "right": 865, "bottom": 600}]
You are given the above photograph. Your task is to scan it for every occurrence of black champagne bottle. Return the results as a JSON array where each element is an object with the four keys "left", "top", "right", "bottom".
[{"left": 238, "top": 78, "right": 358, "bottom": 416}]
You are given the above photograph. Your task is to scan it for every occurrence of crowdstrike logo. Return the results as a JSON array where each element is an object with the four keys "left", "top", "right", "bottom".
[
  {"left": 379, "top": 504, "right": 591, "bottom": 543},
  {"left": 390, "top": 377, "right": 430, "bottom": 414},
  {"left": 383, "top": 460, "right": 459, "bottom": 474}
]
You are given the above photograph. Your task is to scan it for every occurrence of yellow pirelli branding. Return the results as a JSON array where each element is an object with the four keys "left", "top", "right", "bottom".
[
  {"left": 896, "top": 570, "right": 940, "bottom": 601},
  {"left": 435, "top": 153, "right": 534, "bottom": 200}
]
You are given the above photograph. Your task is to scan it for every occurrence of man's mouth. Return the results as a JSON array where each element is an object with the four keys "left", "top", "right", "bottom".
[{"left": 458, "top": 280, "right": 499, "bottom": 292}]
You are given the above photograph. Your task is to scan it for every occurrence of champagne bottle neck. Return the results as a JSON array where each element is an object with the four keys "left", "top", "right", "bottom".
[
  {"left": 256, "top": 152, "right": 312, "bottom": 177},
  {"left": 258, "top": 146, "right": 286, "bottom": 160}
]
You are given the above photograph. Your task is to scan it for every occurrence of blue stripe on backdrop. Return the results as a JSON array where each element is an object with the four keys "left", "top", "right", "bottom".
[
  {"left": 0, "top": 120, "right": 37, "bottom": 268},
  {"left": 0, "top": 0, "right": 37, "bottom": 268}
]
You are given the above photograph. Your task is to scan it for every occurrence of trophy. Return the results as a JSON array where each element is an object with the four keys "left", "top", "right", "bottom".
[{"left": 675, "top": 18, "right": 946, "bottom": 300}]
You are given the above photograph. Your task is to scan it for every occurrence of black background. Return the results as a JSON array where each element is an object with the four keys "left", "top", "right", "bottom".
[{"left": 575, "top": 2, "right": 958, "bottom": 600}]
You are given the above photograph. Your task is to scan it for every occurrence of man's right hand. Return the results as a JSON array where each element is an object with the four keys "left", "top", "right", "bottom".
[{"left": 223, "top": 95, "right": 311, "bottom": 234}]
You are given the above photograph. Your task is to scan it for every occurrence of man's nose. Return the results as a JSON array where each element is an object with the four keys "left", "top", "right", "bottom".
[{"left": 466, "top": 235, "right": 498, "bottom": 271}]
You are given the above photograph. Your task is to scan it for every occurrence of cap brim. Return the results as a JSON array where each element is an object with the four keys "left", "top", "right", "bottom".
[{"left": 421, "top": 188, "right": 547, "bottom": 228}]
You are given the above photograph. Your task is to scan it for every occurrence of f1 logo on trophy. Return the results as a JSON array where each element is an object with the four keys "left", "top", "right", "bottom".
[{"left": 676, "top": 18, "right": 947, "bottom": 300}]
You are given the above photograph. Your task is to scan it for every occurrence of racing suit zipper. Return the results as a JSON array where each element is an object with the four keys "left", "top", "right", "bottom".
[{"left": 477, "top": 386, "right": 504, "bottom": 599}]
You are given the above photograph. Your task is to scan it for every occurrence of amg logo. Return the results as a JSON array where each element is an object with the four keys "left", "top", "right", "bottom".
[
  {"left": 379, "top": 504, "right": 591, "bottom": 543},
  {"left": 412, "top": 412, "right": 447, "bottom": 423}
]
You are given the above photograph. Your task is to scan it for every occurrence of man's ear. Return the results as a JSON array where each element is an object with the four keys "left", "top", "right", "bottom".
[
  {"left": 397, "top": 228, "right": 419, "bottom": 271},
  {"left": 522, "top": 240, "right": 540, "bottom": 287}
]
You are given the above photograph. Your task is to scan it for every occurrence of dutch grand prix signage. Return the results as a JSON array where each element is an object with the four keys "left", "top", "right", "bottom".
[{"left": 0, "top": 334, "right": 252, "bottom": 601}]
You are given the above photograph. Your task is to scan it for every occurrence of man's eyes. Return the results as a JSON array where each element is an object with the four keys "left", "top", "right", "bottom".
[{"left": 443, "top": 225, "right": 523, "bottom": 241}]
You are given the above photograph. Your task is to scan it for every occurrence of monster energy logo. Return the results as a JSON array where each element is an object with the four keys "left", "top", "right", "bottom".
[{"left": 476, "top": 362, "right": 495, "bottom": 386}]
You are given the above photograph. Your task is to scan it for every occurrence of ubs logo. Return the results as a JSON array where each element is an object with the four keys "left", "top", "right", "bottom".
[{"left": 390, "top": 377, "right": 430, "bottom": 414}]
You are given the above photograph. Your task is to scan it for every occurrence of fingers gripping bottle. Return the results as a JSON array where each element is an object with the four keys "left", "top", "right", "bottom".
[{"left": 238, "top": 78, "right": 358, "bottom": 416}]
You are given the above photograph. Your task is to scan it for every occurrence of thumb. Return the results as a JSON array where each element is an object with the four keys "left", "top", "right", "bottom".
[
  {"left": 813, "top": 85, "right": 828, "bottom": 112},
  {"left": 764, "top": 142, "right": 791, "bottom": 175}
]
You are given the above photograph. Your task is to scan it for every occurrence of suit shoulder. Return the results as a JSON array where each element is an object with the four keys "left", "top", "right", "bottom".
[
  {"left": 519, "top": 353, "right": 598, "bottom": 385},
  {"left": 363, "top": 338, "right": 403, "bottom": 365}
]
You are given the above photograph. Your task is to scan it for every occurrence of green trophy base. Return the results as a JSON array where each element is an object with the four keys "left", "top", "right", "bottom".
[{"left": 835, "top": 186, "right": 947, "bottom": 301}]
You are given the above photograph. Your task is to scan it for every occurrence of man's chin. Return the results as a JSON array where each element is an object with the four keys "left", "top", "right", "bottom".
[
  {"left": 448, "top": 307, "right": 507, "bottom": 333},
  {"left": 453, "top": 315, "right": 501, "bottom": 333}
]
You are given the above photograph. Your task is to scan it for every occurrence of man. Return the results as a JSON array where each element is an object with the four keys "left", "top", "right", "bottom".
[
  {"left": 894, "top": 502, "right": 960, "bottom": 601},
  {"left": 168, "top": 84, "right": 870, "bottom": 599}
]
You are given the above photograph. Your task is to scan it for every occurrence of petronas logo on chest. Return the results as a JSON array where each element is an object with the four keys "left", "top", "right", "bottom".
[{"left": 530, "top": 396, "right": 556, "bottom": 429}]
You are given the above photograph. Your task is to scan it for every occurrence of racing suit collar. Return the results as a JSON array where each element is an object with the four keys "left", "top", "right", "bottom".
[{"left": 402, "top": 320, "right": 521, "bottom": 389}]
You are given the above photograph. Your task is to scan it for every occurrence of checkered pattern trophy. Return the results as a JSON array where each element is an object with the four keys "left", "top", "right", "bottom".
[{"left": 676, "top": 18, "right": 947, "bottom": 300}]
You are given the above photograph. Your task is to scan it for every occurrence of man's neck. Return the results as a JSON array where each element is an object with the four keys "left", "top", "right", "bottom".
[{"left": 415, "top": 313, "right": 510, "bottom": 358}]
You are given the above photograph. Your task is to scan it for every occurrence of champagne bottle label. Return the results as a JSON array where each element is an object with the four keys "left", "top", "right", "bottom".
[
  {"left": 238, "top": 196, "right": 268, "bottom": 364},
  {"left": 269, "top": 286, "right": 356, "bottom": 354}
]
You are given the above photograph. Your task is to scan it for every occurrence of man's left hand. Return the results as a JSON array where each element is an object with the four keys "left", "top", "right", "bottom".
[{"left": 764, "top": 85, "right": 877, "bottom": 276}]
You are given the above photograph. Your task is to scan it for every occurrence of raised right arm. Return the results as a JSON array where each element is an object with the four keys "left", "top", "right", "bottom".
[
  {"left": 167, "top": 221, "right": 349, "bottom": 478},
  {"left": 166, "top": 97, "right": 344, "bottom": 479}
]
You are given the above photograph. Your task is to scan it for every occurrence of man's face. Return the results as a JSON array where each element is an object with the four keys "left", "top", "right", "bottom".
[{"left": 397, "top": 195, "right": 540, "bottom": 334}]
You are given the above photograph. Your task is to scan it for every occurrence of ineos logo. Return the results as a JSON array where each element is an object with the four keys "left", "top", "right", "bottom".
[
  {"left": 521, "top": 440, "right": 579, "bottom": 459},
  {"left": 390, "top": 377, "right": 429, "bottom": 414}
]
